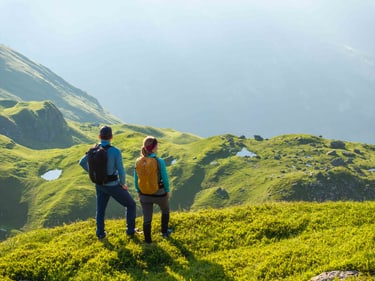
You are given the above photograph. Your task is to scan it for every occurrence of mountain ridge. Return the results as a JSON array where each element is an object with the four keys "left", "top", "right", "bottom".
[{"left": 0, "top": 44, "right": 121, "bottom": 124}]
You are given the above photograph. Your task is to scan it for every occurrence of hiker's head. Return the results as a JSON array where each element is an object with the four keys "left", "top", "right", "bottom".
[
  {"left": 142, "top": 136, "right": 158, "bottom": 156},
  {"left": 99, "top": 126, "right": 113, "bottom": 140}
]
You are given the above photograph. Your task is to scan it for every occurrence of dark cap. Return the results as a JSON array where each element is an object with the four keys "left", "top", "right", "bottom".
[{"left": 99, "top": 126, "right": 112, "bottom": 140}]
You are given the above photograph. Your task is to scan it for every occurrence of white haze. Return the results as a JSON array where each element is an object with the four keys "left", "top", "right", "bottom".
[{"left": 1, "top": 0, "right": 375, "bottom": 143}]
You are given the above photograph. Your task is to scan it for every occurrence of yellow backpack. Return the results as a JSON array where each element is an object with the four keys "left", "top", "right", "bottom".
[{"left": 135, "top": 157, "right": 160, "bottom": 194}]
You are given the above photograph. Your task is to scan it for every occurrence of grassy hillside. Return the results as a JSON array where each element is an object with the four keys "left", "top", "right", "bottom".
[
  {"left": 0, "top": 123, "right": 202, "bottom": 234},
  {"left": 1, "top": 202, "right": 375, "bottom": 281},
  {"left": 170, "top": 134, "right": 375, "bottom": 210},
  {"left": 0, "top": 100, "right": 92, "bottom": 149},
  {"left": 2, "top": 123, "right": 375, "bottom": 240}
]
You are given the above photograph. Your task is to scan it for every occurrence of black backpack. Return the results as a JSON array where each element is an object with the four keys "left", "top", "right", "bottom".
[{"left": 86, "top": 144, "right": 115, "bottom": 185}]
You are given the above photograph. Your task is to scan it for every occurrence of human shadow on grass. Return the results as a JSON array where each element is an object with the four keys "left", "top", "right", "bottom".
[
  {"left": 101, "top": 236, "right": 145, "bottom": 272},
  {"left": 102, "top": 235, "right": 178, "bottom": 280},
  {"left": 165, "top": 237, "right": 234, "bottom": 281},
  {"left": 102, "top": 234, "right": 232, "bottom": 280}
]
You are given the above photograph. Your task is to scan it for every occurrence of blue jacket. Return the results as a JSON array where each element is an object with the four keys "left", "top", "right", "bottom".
[
  {"left": 79, "top": 140, "right": 126, "bottom": 186},
  {"left": 134, "top": 153, "right": 170, "bottom": 193}
]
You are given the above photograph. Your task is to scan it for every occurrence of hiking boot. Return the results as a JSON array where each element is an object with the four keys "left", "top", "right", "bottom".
[
  {"left": 161, "top": 213, "right": 170, "bottom": 234},
  {"left": 143, "top": 223, "right": 152, "bottom": 244},
  {"left": 127, "top": 228, "right": 143, "bottom": 238},
  {"left": 97, "top": 231, "right": 107, "bottom": 241},
  {"left": 162, "top": 228, "right": 173, "bottom": 239}
]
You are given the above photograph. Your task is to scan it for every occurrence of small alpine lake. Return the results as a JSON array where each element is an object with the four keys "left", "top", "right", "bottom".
[{"left": 41, "top": 169, "right": 62, "bottom": 181}]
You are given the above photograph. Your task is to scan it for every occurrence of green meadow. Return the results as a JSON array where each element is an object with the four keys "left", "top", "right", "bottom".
[
  {"left": 1, "top": 202, "right": 375, "bottom": 280},
  {"left": 1, "top": 121, "right": 375, "bottom": 234}
]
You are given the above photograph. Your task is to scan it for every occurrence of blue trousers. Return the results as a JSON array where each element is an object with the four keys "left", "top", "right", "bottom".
[{"left": 95, "top": 183, "right": 136, "bottom": 237}]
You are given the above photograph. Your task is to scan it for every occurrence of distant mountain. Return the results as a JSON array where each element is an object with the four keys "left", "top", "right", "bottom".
[{"left": 0, "top": 44, "right": 120, "bottom": 124}]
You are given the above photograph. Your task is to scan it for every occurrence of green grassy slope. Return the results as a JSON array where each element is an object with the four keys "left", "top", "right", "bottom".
[
  {"left": 2, "top": 125, "right": 375, "bottom": 238},
  {"left": 0, "top": 100, "right": 92, "bottom": 148},
  {"left": 172, "top": 134, "right": 375, "bottom": 210},
  {"left": 0, "top": 123, "right": 202, "bottom": 233},
  {"left": 1, "top": 202, "right": 375, "bottom": 281}
]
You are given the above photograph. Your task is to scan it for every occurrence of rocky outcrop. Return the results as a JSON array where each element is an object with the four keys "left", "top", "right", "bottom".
[
  {"left": 310, "top": 270, "right": 358, "bottom": 281},
  {"left": 254, "top": 135, "right": 264, "bottom": 141},
  {"left": 0, "top": 100, "right": 74, "bottom": 148},
  {"left": 330, "top": 140, "right": 346, "bottom": 149}
]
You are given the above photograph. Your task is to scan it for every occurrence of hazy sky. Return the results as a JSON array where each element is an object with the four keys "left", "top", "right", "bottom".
[{"left": 1, "top": 0, "right": 375, "bottom": 141}]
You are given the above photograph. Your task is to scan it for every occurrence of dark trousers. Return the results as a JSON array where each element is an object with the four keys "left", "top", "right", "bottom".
[
  {"left": 95, "top": 183, "right": 136, "bottom": 237},
  {"left": 140, "top": 194, "right": 170, "bottom": 242},
  {"left": 140, "top": 194, "right": 170, "bottom": 224}
]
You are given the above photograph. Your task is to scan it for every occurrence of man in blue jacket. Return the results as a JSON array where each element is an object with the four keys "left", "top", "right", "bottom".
[{"left": 79, "top": 126, "right": 137, "bottom": 240}]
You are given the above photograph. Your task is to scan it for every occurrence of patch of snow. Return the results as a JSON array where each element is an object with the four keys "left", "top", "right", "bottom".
[
  {"left": 171, "top": 159, "right": 177, "bottom": 165},
  {"left": 236, "top": 147, "right": 257, "bottom": 158},
  {"left": 41, "top": 169, "right": 62, "bottom": 181},
  {"left": 368, "top": 168, "right": 375, "bottom": 172}
]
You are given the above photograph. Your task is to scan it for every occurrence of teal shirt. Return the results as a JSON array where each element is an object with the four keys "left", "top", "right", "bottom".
[{"left": 134, "top": 153, "right": 170, "bottom": 193}]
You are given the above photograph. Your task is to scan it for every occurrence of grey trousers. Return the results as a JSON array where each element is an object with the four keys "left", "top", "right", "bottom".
[{"left": 139, "top": 194, "right": 170, "bottom": 224}]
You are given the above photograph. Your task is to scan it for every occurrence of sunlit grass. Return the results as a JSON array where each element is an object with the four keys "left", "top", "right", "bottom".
[{"left": 1, "top": 202, "right": 375, "bottom": 280}]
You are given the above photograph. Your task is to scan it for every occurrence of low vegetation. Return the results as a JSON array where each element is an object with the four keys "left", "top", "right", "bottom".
[{"left": 1, "top": 201, "right": 375, "bottom": 280}]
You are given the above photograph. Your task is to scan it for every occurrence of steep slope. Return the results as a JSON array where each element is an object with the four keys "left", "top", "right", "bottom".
[{"left": 0, "top": 44, "right": 120, "bottom": 124}]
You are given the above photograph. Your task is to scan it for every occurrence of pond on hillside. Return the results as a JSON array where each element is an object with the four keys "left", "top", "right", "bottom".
[
  {"left": 236, "top": 147, "right": 257, "bottom": 158},
  {"left": 41, "top": 169, "right": 62, "bottom": 181}
]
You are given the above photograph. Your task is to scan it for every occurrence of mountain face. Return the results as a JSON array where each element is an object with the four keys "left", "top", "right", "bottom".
[
  {"left": 0, "top": 45, "right": 120, "bottom": 124},
  {"left": 0, "top": 100, "right": 86, "bottom": 149}
]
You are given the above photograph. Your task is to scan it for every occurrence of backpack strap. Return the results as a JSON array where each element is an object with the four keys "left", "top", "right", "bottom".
[
  {"left": 100, "top": 144, "right": 118, "bottom": 182},
  {"left": 155, "top": 157, "right": 164, "bottom": 189}
]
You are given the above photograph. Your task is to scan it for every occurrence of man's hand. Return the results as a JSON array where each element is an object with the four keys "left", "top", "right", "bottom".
[{"left": 122, "top": 184, "right": 128, "bottom": 190}]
